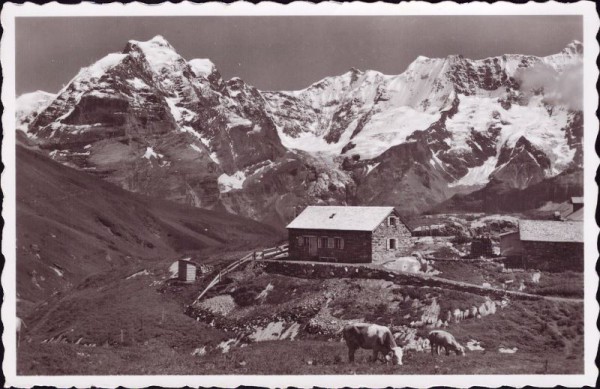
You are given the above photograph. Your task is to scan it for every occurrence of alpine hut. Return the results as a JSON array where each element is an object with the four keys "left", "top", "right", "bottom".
[{"left": 286, "top": 206, "right": 412, "bottom": 263}]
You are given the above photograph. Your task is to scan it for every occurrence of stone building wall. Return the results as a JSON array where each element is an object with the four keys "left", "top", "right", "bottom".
[
  {"left": 372, "top": 213, "right": 413, "bottom": 263},
  {"left": 522, "top": 241, "right": 584, "bottom": 272}
]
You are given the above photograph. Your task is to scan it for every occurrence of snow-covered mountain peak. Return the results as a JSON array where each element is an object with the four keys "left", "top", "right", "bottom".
[
  {"left": 127, "top": 35, "right": 174, "bottom": 50},
  {"left": 17, "top": 90, "right": 55, "bottom": 105},
  {"left": 76, "top": 52, "right": 127, "bottom": 81},
  {"left": 189, "top": 58, "right": 217, "bottom": 78},
  {"left": 563, "top": 40, "right": 583, "bottom": 55},
  {"left": 16, "top": 90, "right": 56, "bottom": 133},
  {"left": 348, "top": 67, "right": 363, "bottom": 76},
  {"left": 125, "top": 35, "right": 185, "bottom": 78}
]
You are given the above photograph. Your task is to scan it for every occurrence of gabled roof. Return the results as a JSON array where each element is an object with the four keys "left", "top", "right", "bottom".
[
  {"left": 519, "top": 220, "right": 583, "bottom": 243},
  {"left": 286, "top": 206, "right": 396, "bottom": 231},
  {"left": 571, "top": 196, "right": 584, "bottom": 204}
]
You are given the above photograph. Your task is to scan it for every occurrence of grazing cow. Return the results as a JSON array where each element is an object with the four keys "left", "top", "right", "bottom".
[
  {"left": 428, "top": 330, "right": 465, "bottom": 356},
  {"left": 343, "top": 323, "right": 403, "bottom": 365},
  {"left": 479, "top": 303, "right": 488, "bottom": 317},
  {"left": 487, "top": 300, "right": 497, "bottom": 314},
  {"left": 470, "top": 306, "right": 478, "bottom": 318},
  {"left": 453, "top": 308, "right": 462, "bottom": 323}
]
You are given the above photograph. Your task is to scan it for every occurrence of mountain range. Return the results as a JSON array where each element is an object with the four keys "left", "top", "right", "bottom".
[{"left": 17, "top": 36, "right": 584, "bottom": 227}]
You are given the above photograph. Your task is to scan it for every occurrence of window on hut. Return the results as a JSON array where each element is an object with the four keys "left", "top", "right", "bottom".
[
  {"left": 298, "top": 236, "right": 303, "bottom": 246},
  {"left": 327, "top": 237, "right": 335, "bottom": 248},
  {"left": 388, "top": 238, "right": 397, "bottom": 250},
  {"left": 388, "top": 216, "right": 397, "bottom": 226},
  {"left": 318, "top": 237, "right": 328, "bottom": 249},
  {"left": 334, "top": 237, "right": 344, "bottom": 249},
  {"left": 303, "top": 236, "right": 310, "bottom": 246}
]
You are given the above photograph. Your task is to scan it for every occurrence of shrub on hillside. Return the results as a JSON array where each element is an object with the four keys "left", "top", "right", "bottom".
[
  {"left": 230, "top": 285, "right": 265, "bottom": 307},
  {"left": 451, "top": 233, "right": 471, "bottom": 245}
]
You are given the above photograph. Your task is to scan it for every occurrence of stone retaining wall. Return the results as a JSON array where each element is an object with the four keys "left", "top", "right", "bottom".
[{"left": 261, "top": 261, "right": 544, "bottom": 301}]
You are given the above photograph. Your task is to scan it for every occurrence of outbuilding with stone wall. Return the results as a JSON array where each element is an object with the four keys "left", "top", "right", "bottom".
[{"left": 500, "top": 220, "right": 583, "bottom": 271}]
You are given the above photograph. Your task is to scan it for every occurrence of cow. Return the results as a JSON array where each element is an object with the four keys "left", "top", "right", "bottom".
[
  {"left": 470, "top": 306, "right": 478, "bottom": 318},
  {"left": 342, "top": 323, "right": 403, "bottom": 365},
  {"left": 453, "top": 308, "right": 462, "bottom": 323},
  {"left": 428, "top": 330, "right": 465, "bottom": 356}
]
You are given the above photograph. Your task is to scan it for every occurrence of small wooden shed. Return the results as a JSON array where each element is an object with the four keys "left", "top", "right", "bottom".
[{"left": 178, "top": 259, "right": 202, "bottom": 283}]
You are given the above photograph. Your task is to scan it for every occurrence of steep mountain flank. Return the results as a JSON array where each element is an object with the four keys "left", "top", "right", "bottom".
[{"left": 16, "top": 145, "right": 280, "bottom": 312}]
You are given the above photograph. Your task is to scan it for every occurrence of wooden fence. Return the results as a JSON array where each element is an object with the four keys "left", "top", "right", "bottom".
[
  {"left": 252, "top": 243, "right": 289, "bottom": 260},
  {"left": 192, "top": 243, "right": 289, "bottom": 304}
]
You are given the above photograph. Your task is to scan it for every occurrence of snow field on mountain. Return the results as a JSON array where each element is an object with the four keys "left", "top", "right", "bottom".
[
  {"left": 277, "top": 126, "right": 349, "bottom": 154},
  {"left": 164, "top": 96, "right": 217, "bottom": 162},
  {"left": 189, "top": 144, "right": 203, "bottom": 154},
  {"left": 445, "top": 94, "right": 572, "bottom": 178},
  {"left": 497, "top": 97, "right": 572, "bottom": 173},
  {"left": 448, "top": 156, "right": 498, "bottom": 188},
  {"left": 349, "top": 106, "right": 440, "bottom": 159},
  {"left": 165, "top": 97, "right": 196, "bottom": 123},
  {"left": 143, "top": 147, "right": 162, "bottom": 160},
  {"left": 226, "top": 115, "right": 253, "bottom": 129},
  {"left": 127, "top": 78, "right": 149, "bottom": 90},
  {"left": 218, "top": 171, "right": 247, "bottom": 193},
  {"left": 385, "top": 57, "right": 453, "bottom": 108},
  {"left": 77, "top": 53, "right": 127, "bottom": 81}
]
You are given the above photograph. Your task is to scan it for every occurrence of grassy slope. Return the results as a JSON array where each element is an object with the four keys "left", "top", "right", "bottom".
[
  {"left": 17, "top": 338, "right": 582, "bottom": 375},
  {"left": 433, "top": 261, "right": 584, "bottom": 298},
  {"left": 18, "top": 269, "right": 583, "bottom": 375},
  {"left": 16, "top": 145, "right": 282, "bottom": 314}
]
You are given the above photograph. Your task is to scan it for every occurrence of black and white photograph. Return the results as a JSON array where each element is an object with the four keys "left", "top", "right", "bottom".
[{"left": 1, "top": 2, "right": 598, "bottom": 387}]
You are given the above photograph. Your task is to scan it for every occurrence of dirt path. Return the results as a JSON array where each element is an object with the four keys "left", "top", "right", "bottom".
[{"left": 258, "top": 259, "right": 583, "bottom": 304}]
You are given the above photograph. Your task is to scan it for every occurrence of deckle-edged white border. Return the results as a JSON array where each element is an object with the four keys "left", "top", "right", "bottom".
[{"left": 1, "top": 1, "right": 598, "bottom": 388}]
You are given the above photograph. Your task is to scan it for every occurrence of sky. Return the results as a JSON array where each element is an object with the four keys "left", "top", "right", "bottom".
[{"left": 15, "top": 16, "right": 582, "bottom": 96}]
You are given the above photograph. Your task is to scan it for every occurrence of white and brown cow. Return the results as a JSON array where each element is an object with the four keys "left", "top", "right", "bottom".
[
  {"left": 343, "top": 323, "right": 403, "bottom": 365},
  {"left": 428, "top": 330, "right": 465, "bottom": 356}
]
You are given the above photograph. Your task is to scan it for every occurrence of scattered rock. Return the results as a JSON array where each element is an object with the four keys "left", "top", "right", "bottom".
[
  {"left": 466, "top": 339, "right": 485, "bottom": 351},
  {"left": 216, "top": 338, "right": 240, "bottom": 353},
  {"left": 191, "top": 346, "right": 207, "bottom": 356}
]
